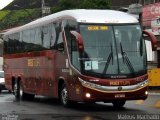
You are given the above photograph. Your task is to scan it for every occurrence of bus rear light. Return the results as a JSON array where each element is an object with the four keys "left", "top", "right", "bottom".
[{"left": 85, "top": 93, "right": 91, "bottom": 98}]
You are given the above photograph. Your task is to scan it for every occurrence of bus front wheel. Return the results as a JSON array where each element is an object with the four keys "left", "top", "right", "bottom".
[
  {"left": 60, "top": 84, "right": 70, "bottom": 107},
  {"left": 112, "top": 101, "right": 126, "bottom": 108}
]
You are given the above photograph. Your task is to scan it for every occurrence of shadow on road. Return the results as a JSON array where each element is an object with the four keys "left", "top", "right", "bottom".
[{"left": 12, "top": 95, "right": 146, "bottom": 114}]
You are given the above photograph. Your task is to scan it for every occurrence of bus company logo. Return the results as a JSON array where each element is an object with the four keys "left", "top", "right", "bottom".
[
  {"left": 110, "top": 81, "right": 130, "bottom": 86},
  {"left": 27, "top": 59, "right": 40, "bottom": 67}
]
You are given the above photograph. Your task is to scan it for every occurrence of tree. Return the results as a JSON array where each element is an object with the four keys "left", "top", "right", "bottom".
[
  {"left": 58, "top": 0, "right": 111, "bottom": 11},
  {"left": 58, "top": 0, "right": 81, "bottom": 10},
  {"left": 80, "top": 0, "right": 111, "bottom": 9}
]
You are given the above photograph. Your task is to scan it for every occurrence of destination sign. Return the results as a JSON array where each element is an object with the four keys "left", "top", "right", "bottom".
[{"left": 88, "top": 26, "right": 108, "bottom": 31}]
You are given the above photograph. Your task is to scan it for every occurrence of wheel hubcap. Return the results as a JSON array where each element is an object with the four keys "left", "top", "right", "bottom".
[
  {"left": 14, "top": 84, "right": 17, "bottom": 96},
  {"left": 20, "top": 86, "right": 23, "bottom": 97},
  {"left": 61, "top": 87, "right": 68, "bottom": 105}
]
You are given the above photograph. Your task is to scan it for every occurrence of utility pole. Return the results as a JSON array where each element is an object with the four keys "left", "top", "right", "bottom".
[{"left": 42, "top": 0, "right": 51, "bottom": 17}]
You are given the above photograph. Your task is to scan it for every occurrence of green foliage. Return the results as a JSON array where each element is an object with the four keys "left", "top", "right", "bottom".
[
  {"left": 81, "top": 0, "right": 111, "bottom": 9},
  {"left": 0, "top": 11, "right": 10, "bottom": 20},
  {"left": 58, "top": 0, "right": 111, "bottom": 10},
  {"left": 0, "top": 8, "right": 41, "bottom": 30},
  {"left": 0, "top": 0, "right": 111, "bottom": 30},
  {"left": 58, "top": 0, "right": 81, "bottom": 10}
]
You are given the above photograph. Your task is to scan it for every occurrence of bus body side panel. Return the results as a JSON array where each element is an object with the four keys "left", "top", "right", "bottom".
[
  {"left": 54, "top": 51, "right": 71, "bottom": 97},
  {"left": 4, "top": 54, "right": 26, "bottom": 91},
  {"left": 4, "top": 50, "right": 59, "bottom": 97}
]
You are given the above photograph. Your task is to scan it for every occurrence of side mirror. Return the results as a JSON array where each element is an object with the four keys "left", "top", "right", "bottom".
[
  {"left": 143, "top": 30, "right": 157, "bottom": 51},
  {"left": 70, "top": 31, "right": 84, "bottom": 52}
]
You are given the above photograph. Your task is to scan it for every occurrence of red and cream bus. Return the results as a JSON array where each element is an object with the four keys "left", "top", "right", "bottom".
[{"left": 2, "top": 9, "right": 157, "bottom": 107}]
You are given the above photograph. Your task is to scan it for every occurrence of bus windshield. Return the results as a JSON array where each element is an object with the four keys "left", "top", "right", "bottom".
[{"left": 79, "top": 24, "right": 147, "bottom": 78}]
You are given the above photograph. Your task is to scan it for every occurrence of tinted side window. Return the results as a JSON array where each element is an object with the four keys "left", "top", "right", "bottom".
[
  {"left": 54, "top": 21, "right": 64, "bottom": 52},
  {"left": 64, "top": 20, "right": 80, "bottom": 69},
  {"left": 50, "top": 23, "right": 57, "bottom": 49},
  {"left": 64, "top": 20, "right": 78, "bottom": 55},
  {"left": 8, "top": 33, "right": 20, "bottom": 54},
  {"left": 4, "top": 21, "right": 65, "bottom": 54}
]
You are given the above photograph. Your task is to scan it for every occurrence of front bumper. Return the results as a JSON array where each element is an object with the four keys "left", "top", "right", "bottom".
[
  {"left": 78, "top": 78, "right": 148, "bottom": 102},
  {"left": 81, "top": 85, "right": 148, "bottom": 102}
]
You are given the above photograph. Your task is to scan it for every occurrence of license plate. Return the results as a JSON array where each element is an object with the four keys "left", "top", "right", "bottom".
[{"left": 115, "top": 94, "right": 125, "bottom": 98}]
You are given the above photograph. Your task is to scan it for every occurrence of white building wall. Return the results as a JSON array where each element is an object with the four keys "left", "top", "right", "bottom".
[
  {"left": 0, "top": 57, "right": 3, "bottom": 70},
  {"left": 145, "top": 40, "right": 156, "bottom": 62}
]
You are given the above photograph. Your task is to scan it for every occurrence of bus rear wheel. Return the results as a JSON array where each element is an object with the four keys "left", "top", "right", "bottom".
[
  {"left": 112, "top": 101, "right": 126, "bottom": 108},
  {"left": 13, "top": 81, "right": 19, "bottom": 100},
  {"left": 13, "top": 81, "right": 35, "bottom": 100}
]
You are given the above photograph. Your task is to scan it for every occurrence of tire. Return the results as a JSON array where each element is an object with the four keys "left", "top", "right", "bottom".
[
  {"left": 60, "top": 84, "right": 71, "bottom": 107},
  {"left": 13, "top": 81, "right": 34, "bottom": 100},
  {"left": 8, "top": 90, "right": 12, "bottom": 93},
  {"left": 25, "top": 93, "right": 35, "bottom": 100},
  {"left": 13, "top": 81, "right": 20, "bottom": 100},
  {"left": 13, "top": 80, "right": 24, "bottom": 100},
  {"left": 112, "top": 101, "right": 126, "bottom": 108}
]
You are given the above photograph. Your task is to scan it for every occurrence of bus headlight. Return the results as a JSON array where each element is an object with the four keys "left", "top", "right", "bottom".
[
  {"left": 145, "top": 91, "right": 148, "bottom": 95},
  {"left": 85, "top": 93, "right": 91, "bottom": 98}
]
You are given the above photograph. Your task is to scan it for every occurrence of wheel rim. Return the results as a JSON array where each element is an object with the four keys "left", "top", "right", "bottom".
[
  {"left": 14, "top": 83, "right": 17, "bottom": 96},
  {"left": 61, "top": 87, "right": 68, "bottom": 105},
  {"left": 20, "top": 85, "right": 23, "bottom": 98}
]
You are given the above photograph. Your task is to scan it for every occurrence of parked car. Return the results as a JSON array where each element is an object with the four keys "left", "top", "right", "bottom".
[{"left": 0, "top": 71, "right": 5, "bottom": 93}]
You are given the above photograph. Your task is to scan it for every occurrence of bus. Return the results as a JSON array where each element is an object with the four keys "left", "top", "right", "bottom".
[{"left": 2, "top": 9, "right": 157, "bottom": 107}]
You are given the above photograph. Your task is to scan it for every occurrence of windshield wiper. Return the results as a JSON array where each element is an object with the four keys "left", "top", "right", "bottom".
[
  {"left": 120, "top": 42, "right": 135, "bottom": 74},
  {"left": 102, "top": 44, "right": 113, "bottom": 75}
]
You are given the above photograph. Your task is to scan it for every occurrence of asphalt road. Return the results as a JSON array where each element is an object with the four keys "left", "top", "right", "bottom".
[{"left": 0, "top": 90, "right": 160, "bottom": 120}]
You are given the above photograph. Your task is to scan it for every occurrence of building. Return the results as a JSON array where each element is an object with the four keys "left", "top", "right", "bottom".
[{"left": 141, "top": 1, "right": 160, "bottom": 69}]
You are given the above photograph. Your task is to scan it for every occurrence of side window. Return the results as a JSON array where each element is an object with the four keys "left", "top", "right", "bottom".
[
  {"left": 42, "top": 25, "right": 50, "bottom": 49},
  {"left": 35, "top": 27, "right": 42, "bottom": 45},
  {"left": 23, "top": 30, "right": 31, "bottom": 52},
  {"left": 55, "top": 21, "right": 64, "bottom": 52},
  {"left": 3, "top": 35, "right": 8, "bottom": 54},
  {"left": 5, "top": 33, "right": 21, "bottom": 54},
  {"left": 14, "top": 33, "right": 20, "bottom": 53},
  {"left": 71, "top": 34, "right": 80, "bottom": 70},
  {"left": 19, "top": 32, "right": 24, "bottom": 53},
  {"left": 57, "top": 31, "right": 64, "bottom": 52},
  {"left": 64, "top": 20, "right": 80, "bottom": 70},
  {"left": 50, "top": 23, "right": 56, "bottom": 48},
  {"left": 64, "top": 20, "right": 78, "bottom": 55},
  {"left": 34, "top": 27, "right": 44, "bottom": 51},
  {"left": 8, "top": 34, "right": 14, "bottom": 53},
  {"left": 30, "top": 29, "right": 36, "bottom": 44},
  {"left": 23, "top": 30, "right": 30, "bottom": 43}
]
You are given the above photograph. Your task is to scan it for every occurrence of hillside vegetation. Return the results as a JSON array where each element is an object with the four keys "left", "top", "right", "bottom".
[
  {"left": 0, "top": 11, "right": 10, "bottom": 20},
  {"left": 0, "top": 0, "right": 111, "bottom": 31},
  {"left": 4, "top": 0, "right": 58, "bottom": 10}
]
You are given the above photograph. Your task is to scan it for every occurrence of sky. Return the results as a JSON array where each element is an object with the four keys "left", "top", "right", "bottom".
[{"left": 0, "top": 0, "right": 14, "bottom": 10}]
